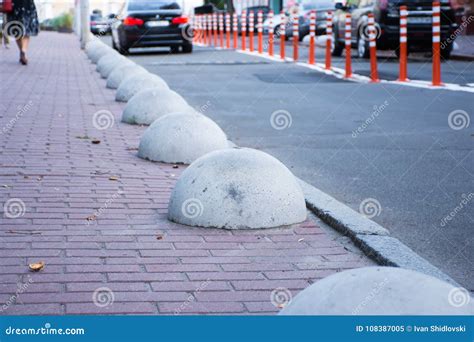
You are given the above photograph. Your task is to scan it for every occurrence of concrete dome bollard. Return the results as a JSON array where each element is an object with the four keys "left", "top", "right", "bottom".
[
  {"left": 121, "top": 88, "right": 191, "bottom": 125},
  {"left": 89, "top": 45, "right": 113, "bottom": 64},
  {"left": 115, "top": 73, "right": 169, "bottom": 102},
  {"left": 85, "top": 40, "right": 103, "bottom": 55},
  {"left": 96, "top": 52, "right": 123, "bottom": 74},
  {"left": 168, "top": 148, "right": 307, "bottom": 229},
  {"left": 106, "top": 64, "right": 147, "bottom": 89},
  {"left": 98, "top": 55, "right": 131, "bottom": 79},
  {"left": 279, "top": 267, "right": 474, "bottom": 315},
  {"left": 138, "top": 112, "right": 228, "bottom": 164}
]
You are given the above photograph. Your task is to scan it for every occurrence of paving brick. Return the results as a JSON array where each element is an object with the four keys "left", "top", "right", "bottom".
[{"left": 0, "top": 32, "right": 374, "bottom": 316}]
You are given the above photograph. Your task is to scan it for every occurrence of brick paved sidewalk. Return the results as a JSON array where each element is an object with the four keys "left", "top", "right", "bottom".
[{"left": 0, "top": 32, "right": 373, "bottom": 315}]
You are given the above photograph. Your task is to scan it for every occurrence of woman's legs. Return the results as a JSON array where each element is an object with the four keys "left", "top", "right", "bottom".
[{"left": 16, "top": 36, "right": 30, "bottom": 64}]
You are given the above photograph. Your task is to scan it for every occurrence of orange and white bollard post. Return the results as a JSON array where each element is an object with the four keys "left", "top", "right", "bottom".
[
  {"left": 249, "top": 11, "right": 255, "bottom": 52},
  {"left": 226, "top": 13, "right": 231, "bottom": 49},
  {"left": 292, "top": 13, "right": 299, "bottom": 61},
  {"left": 219, "top": 14, "right": 224, "bottom": 48},
  {"left": 198, "top": 15, "right": 203, "bottom": 44},
  {"left": 308, "top": 10, "right": 316, "bottom": 65},
  {"left": 242, "top": 10, "right": 247, "bottom": 51},
  {"left": 258, "top": 10, "right": 263, "bottom": 54},
  {"left": 325, "top": 11, "right": 332, "bottom": 70},
  {"left": 233, "top": 13, "right": 238, "bottom": 49},
  {"left": 207, "top": 15, "right": 212, "bottom": 46},
  {"left": 344, "top": 14, "right": 352, "bottom": 78},
  {"left": 398, "top": 5, "right": 408, "bottom": 81},
  {"left": 268, "top": 10, "right": 274, "bottom": 56},
  {"left": 368, "top": 13, "right": 379, "bottom": 82},
  {"left": 280, "top": 11, "right": 286, "bottom": 60},
  {"left": 212, "top": 14, "right": 218, "bottom": 46},
  {"left": 432, "top": 1, "right": 442, "bottom": 86}
]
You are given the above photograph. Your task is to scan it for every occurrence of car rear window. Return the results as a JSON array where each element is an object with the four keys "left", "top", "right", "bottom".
[{"left": 128, "top": 0, "right": 181, "bottom": 11}]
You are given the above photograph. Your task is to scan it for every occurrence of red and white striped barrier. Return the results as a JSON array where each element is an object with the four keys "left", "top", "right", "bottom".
[
  {"left": 325, "top": 11, "right": 332, "bottom": 70},
  {"left": 241, "top": 10, "right": 247, "bottom": 51},
  {"left": 368, "top": 13, "right": 379, "bottom": 82},
  {"left": 308, "top": 10, "right": 316, "bottom": 65},
  {"left": 258, "top": 10, "right": 263, "bottom": 54},
  {"left": 293, "top": 13, "right": 299, "bottom": 61},
  {"left": 432, "top": 2, "right": 442, "bottom": 86},
  {"left": 226, "top": 13, "right": 231, "bottom": 49},
  {"left": 344, "top": 14, "right": 352, "bottom": 78},
  {"left": 213, "top": 13, "right": 218, "bottom": 46},
  {"left": 233, "top": 13, "right": 238, "bottom": 49},
  {"left": 268, "top": 10, "right": 274, "bottom": 56},
  {"left": 398, "top": 5, "right": 408, "bottom": 82},
  {"left": 208, "top": 15, "right": 213, "bottom": 46},
  {"left": 280, "top": 11, "right": 286, "bottom": 60},
  {"left": 249, "top": 11, "right": 255, "bottom": 52},
  {"left": 219, "top": 13, "right": 224, "bottom": 48}
]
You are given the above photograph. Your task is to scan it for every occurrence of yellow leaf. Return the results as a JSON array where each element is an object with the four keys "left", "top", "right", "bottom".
[{"left": 29, "top": 261, "right": 45, "bottom": 272}]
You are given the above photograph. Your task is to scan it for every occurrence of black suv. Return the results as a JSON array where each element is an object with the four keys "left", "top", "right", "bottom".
[
  {"left": 111, "top": 0, "right": 192, "bottom": 54},
  {"left": 331, "top": 0, "right": 458, "bottom": 59}
]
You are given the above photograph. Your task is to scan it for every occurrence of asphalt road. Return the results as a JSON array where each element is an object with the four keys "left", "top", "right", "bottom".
[{"left": 101, "top": 35, "right": 473, "bottom": 289}]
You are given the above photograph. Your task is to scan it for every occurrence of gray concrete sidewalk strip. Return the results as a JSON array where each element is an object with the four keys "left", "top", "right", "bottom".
[{"left": 298, "top": 179, "right": 459, "bottom": 286}]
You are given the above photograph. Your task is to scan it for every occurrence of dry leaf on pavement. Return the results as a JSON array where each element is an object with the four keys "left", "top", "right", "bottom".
[{"left": 29, "top": 261, "right": 45, "bottom": 272}]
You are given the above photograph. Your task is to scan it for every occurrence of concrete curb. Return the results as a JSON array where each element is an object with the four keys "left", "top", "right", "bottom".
[
  {"left": 298, "top": 178, "right": 459, "bottom": 286},
  {"left": 451, "top": 53, "right": 474, "bottom": 62}
]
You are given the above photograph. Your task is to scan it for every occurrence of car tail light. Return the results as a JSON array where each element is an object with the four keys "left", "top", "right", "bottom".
[
  {"left": 171, "top": 16, "right": 188, "bottom": 24},
  {"left": 123, "top": 17, "right": 144, "bottom": 26}
]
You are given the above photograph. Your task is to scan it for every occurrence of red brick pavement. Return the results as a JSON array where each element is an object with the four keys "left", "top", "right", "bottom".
[{"left": 0, "top": 32, "right": 373, "bottom": 315}]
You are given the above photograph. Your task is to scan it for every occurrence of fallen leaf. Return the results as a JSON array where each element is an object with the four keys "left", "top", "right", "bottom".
[
  {"left": 37, "top": 176, "right": 43, "bottom": 181},
  {"left": 86, "top": 214, "right": 97, "bottom": 221},
  {"left": 298, "top": 238, "right": 305, "bottom": 242},
  {"left": 29, "top": 261, "right": 45, "bottom": 272},
  {"left": 108, "top": 176, "right": 119, "bottom": 181},
  {"left": 23, "top": 175, "right": 29, "bottom": 179},
  {"left": 1, "top": 184, "right": 9, "bottom": 188},
  {"left": 172, "top": 165, "right": 179, "bottom": 169},
  {"left": 91, "top": 139, "right": 101, "bottom": 144},
  {"left": 156, "top": 234, "right": 164, "bottom": 240}
]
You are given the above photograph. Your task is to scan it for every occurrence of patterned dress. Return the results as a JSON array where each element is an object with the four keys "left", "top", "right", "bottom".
[{"left": 7, "top": 0, "right": 39, "bottom": 36}]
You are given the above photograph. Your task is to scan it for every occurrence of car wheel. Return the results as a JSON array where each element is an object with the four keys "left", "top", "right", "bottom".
[
  {"left": 331, "top": 30, "right": 343, "bottom": 57},
  {"left": 182, "top": 42, "right": 193, "bottom": 53},
  {"left": 440, "top": 42, "right": 453, "bottom": 60},
  {"left": 357, "top": 33, "right": 370, "bottom": 58}
]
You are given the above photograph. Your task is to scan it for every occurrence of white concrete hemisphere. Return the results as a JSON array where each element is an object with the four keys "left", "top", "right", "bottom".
[
  {"left": 279, "top": 267, "right": 474, "bottom": 315},
  {"left": 115, "top": 73, "right": 169, "bottom": 102},
  {"left": 106, "top": 64, "right": 147, "bottom": 89},
  {"left": 167, "top": 148, "right": 307, "bottom": 229},
  {"left": 89, "top": 45, "right": 112, "bottom": 64},
  {"left": 99, "top": 55, "right": 131, "bottom": 79},
  {"left": 138, "top": 112, "right": 228, "bottom": 164},
  {"left": 85, "top": 40, "right": 103, "bottom": 54},
  {"left": 96, "top": 52, "right": 123, "bottom": 75},
  {"left": 121, "top": 88, "right": 191, "bottom": 125}
]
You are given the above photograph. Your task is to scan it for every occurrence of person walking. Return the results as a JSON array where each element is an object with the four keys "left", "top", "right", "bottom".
[{"left": 6, "top": 0, "right": 39, "bottom": 65}]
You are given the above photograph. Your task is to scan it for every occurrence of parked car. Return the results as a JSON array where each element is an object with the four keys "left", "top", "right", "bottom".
[
  {"left": 331, "top": 0, "right": 458, "bottom": 59},
  {"left": 111, "top": 0, "right": 192, "bottom": 54},
  {"left": 90, "top": 14, "right": 110, "bottom": 34},
  {"left": 284, "top": 0, "right": 335, "bottom": 40}
]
